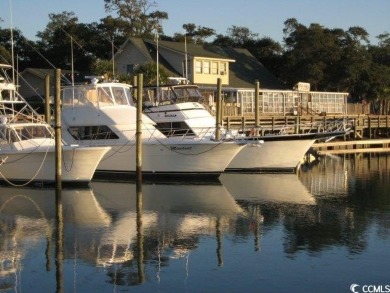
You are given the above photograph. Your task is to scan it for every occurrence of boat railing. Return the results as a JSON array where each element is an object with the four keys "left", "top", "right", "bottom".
[
  {"left": 1, "top": 97, "right": 48, "bottom": 125},
  {"left": 238, "top": 118, "right": 352, "bottom": 137},
  {"left": 149, "top": 125, "right": 221, "bottom": 141}
]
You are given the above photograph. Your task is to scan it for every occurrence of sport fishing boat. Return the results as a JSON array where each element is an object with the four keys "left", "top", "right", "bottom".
[
  {"left": 59, "top": 77, "right": 246, "bottom": 179},
  {"left": 0, "top": 64, "right": 110, "bottom": 186},
  {"left": 142, "top": 84, "right": 348, "bottom": 172}
]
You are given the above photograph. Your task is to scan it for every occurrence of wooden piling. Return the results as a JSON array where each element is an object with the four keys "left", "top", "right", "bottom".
[
  {"left": 54, "top": 69, "right": 62, "bottom": 189},
  {"left": 136, "top": 74, "right": 143, "bottom": 179},
  {"left": 44, "top": 74, "right": 51, "bottom": 125},
  {"left": 55, "top": 188, "right": 64, "bottom": 293},
  {"left": 136, "top": 180, "right": 144, "bottom": 283},
  {"left": 215, "top": 78, "right": 222, "bottom": 140},
  {"left": 255, "top": 81, "right": 260, "bottom": 134},
  {"left": 133, "top": 75, "right": 138, "bottom": 102}
]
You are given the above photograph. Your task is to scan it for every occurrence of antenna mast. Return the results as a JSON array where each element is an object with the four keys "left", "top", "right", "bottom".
[
  {"left": 185, "top": 34, "right": 188, "bottom": 81},
  {"left": 71, "top": 36, "right": 74, "bottom": 86},
  {"left": 9, "top": 0, "right": 15, "bottom": 85}
]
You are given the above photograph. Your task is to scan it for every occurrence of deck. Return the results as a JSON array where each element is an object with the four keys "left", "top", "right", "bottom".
[{"left": 222, "top": 114, "right": 390, "bottom": 139}]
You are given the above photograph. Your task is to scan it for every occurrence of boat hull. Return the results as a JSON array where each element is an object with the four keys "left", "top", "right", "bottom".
[
  {"left": 226, "top": 138, "right": 316, "bottom": 172},
  {"left": 0, "top": 146, "right": 110, "bottom": 185},
  {"left": 94, "top": 140, "right": 245, "bottom": 179}
]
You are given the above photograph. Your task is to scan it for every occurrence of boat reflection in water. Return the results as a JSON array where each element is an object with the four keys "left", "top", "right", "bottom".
[
  {"left": 90, "top": 180, "right": 243, "bottom": 266},
  {"left": 0, "top": 180, "right": 243, "bottom": 290},
  {"left": 220, "top": 173, "right": 315, "bottom": 205},
  {"left": 1, "top": 154, "right": 390, "bottom": 292},
  {"left": 0, "top": 186, "right": 111, "bottom": 292}
]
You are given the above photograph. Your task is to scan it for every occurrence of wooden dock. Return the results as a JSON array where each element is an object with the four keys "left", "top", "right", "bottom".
[
  {"left": 221, "top": 114, "right": 390, "bottom": 156},
  {"left": 222, "top": 114, "right": 390, "bottom": 139},
  {"left": 310, "top": 139, "right": 390, "bottom": 155}
]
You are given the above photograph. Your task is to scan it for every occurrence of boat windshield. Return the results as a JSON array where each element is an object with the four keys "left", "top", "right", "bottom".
[
  {"left": 173, "top": 86, "right": 204, "bottom": 103},
  {"left": 62, "top": 85, "right": 133, "bottom": 107},
  {"left": 143, "top": 85, "right": 204, "bottom": 105}
]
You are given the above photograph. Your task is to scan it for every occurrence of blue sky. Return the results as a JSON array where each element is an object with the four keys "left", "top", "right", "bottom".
[{"left": 1, "top": 0, "right": 389, "bottom": 44}]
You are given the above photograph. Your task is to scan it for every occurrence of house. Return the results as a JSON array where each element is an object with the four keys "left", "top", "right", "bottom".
[
  {"left": 114, "top": 37, "right": 285, "bottom": 90},
  {"left": 18, "top": 68, "right": 83, "bottom": 99},
  {"left": 114, "top": 38, "right": 298, "bottom": 115}
]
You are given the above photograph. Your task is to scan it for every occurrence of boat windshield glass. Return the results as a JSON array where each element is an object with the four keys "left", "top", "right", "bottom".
[
  {"left": 173, "top": 87, "right": 204, "bottom": 103},
  {"left": 62, "top": 85, "right": 132, "bottom": 107},
  {"left": 143, "top": 86, "right": 203, "bottom": 105},
  {"left": 112, "top": 86, "right": 132, "bottom": 106}
]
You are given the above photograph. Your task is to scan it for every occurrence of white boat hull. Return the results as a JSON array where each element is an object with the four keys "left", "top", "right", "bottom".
[
  {"left": 95, "top": 140, "right": 245, "bottom": 178},
  {"left": 226, "top": 139, "right": 316, "bottom": 172},
  {"left": 0, "top": 146, "right": 110, "bottom": 185}
]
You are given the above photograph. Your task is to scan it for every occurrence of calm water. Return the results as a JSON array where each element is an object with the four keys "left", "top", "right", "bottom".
[{"left": 1, "top": 153, "right": 390, "bottom": 293}]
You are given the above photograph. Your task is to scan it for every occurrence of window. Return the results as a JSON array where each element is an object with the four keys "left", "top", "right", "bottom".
[
  {"left": 220, "top": 62, "right": 227, "bottom": 74},
  {"left": 203, "top": 61, "right": 210, "bottom": 74},
  {"left": 211, "top": 62, "right": 218, "bottom": 74},
  {"left": 155, "top": 122, "right": 195, "bottom": 137},
  {"left": 67, "top": 125, "right": 119, "bottom": 140},
  {"left": 195, "top": 61, "right": 202, "bottom": 73}
]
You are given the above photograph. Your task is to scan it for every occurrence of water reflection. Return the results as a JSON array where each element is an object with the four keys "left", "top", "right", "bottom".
[
  {"left": 220, "top": 173, "right": 315, "bottom": 205},
  {"left": 1, "top": 153, "right": 390, "bottom": 292},
  {"left": 0, "top": 181, "right": 244, "bottom": 291},
  {"left": 90, "top": 181, "right": 243, "bottom": 272},
  {"left": 297, "top": 154, "right": 390, "bottom": 255}
]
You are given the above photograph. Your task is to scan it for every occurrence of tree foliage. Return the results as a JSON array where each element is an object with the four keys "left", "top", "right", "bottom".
[
  {"left": 103, "top": 0, "right": 168, "bottom": 38},
  {"left": 212, "top": 26, "right": 283, "bottom": 76},
  {"left": 280, "top": 18, "right": 376, "bottom": 96},
  {"left": 133, "top": 62, "right": 169, "bottom": 85},
  {"left": 172, "top": 23, "right": 215, "bottom": 44},
  {"left": 0, "top": 27, "right": 37, "bottom": 69}
]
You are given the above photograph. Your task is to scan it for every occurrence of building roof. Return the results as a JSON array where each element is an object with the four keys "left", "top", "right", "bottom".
[
  {"left": 20, "top": 68, "right": 86, "bottom": 84},
  {"left": 143, "top": 39, "right": 286, "bottom": 90},
  {"left": 119, "top": 38, "right": 180, "bottom": 77},
  {"left": 116, "top": 38, "right": 285, "bottom": 89}
]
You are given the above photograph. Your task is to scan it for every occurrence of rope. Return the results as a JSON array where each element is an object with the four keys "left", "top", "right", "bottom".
[
  {"left": 62, "top": 146, "right": 76, "bottom": 172},
  {"left": 99, "top": 133, "right": 136, "bottom": 162},
  {"left": 1, "top": 137, "right": 52, "bottom": 164},
  {"left": 0, "top": 141, "right": 52, "bottom": 187}
]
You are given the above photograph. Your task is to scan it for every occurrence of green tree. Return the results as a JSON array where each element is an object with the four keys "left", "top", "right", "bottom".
[
  {"left": 366, "top": 33, "right": 390, "bottom": 113},
  {"left": 133, "top": 62, "right": 168, "bottom": 85},
  {"left": 281, "top": 18, "right": 344, "bottom": 90},
  {"left": 34, "top": 11, "right": 91, "bottom": 71},
  {"left": 173, "top": 23, "right": 215, "bottom": 44},
  {"left": 226, "top": 25, "right": 258, "bottom": 47},
  {"left": 103, "top": 0, "right": 168, "bottom": 38},
  {"left": 0, "top": 27, "right": 37, "bottom": 70},
  {"left": 245, "top": 37, "right": 284, "bottom": 79},
  {"left": 34, "top": 12, "right": 129, "bottom": 73}
]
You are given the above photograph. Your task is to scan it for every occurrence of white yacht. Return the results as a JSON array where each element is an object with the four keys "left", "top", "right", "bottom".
[
  {"left": 142, "top": 84, "right": 347, "bottom": 172},
  {"left": 0, "top": 64, "right": 110, "bottom": 186},
  {"left": 60, "top": 77, "right": 246, "bottom": 179}
]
